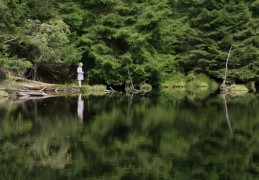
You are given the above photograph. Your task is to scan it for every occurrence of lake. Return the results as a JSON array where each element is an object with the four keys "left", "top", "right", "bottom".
[{"left": 0, "top": 91, "right": 259, "bottom": 179}]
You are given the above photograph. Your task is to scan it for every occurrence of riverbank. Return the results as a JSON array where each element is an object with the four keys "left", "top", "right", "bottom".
[
  {"left": 0, "top": 74, "right": 252, "bottom": 99},
  {"left": 0, "top": 76, "right": 106, "bottom": 98},
  {"left": 161, "top": 74, "right": 219, "bottom": 91},
  {"left": 161, "top": 73, "right": 253, "bottom": 96}
]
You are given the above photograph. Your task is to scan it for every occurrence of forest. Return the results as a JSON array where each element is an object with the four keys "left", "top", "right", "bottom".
[{"left": 1, "top": 0, "right": 259, "bottom": 88}]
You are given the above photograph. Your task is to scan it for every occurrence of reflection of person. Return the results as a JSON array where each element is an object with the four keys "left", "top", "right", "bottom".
[
  {"left": 77, "top": 62, "right": 84, "bottom": 87},
  {"left": 77, "top": 94, "right": 84, "bottom": 122}
]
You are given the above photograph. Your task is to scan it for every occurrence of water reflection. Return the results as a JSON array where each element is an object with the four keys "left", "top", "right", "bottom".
[
  {"left": 222, "top": 94, "right": 232, "bottom": 133},
  {"left": 0, "top": 92, "right": 258, "bottom": 179},
  {"left": 77, "top": 94, "right": 84, "bottom": 122}
]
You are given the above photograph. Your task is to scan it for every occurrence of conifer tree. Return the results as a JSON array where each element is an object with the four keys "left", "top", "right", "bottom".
[{"left": 175, "top": 0, "right": 259, "bottom": 83}]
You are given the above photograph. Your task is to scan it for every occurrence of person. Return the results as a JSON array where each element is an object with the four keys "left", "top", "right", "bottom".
[{"left": 77, "top": 62, "right": 84, "bottom": 87}]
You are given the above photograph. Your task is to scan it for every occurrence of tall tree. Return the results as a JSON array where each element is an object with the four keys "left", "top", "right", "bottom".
[
  {"left": 0, "top": 0, "right": 32, "bottom": 71},
  {"left": 71, "top": 0, "right": 187, "bottom": 87},
  {"left": 175, "top": 0, "right": 259, "bottom": 83}
]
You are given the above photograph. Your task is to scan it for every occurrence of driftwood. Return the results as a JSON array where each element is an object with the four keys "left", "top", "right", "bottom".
[
  {"left": 0, "top": 88, "right": 48, "bottom": 97},
  {"left": 1, "top": 76, "right": 84, "bottom": 98},
  {"left": 104, "top": 87, "right": 116, "bottom": 97},
  {"left": 24, "top": 84, "right": 55, "bottom": 90},
  {"left": 24, "top": 85, "right": 79, "bottom": 93},
  {"left": 17, "top": 91, "right": 47, "bottom": 97},
  {"left": 7, "top": 76, "right": 80, "bottom": 93}
]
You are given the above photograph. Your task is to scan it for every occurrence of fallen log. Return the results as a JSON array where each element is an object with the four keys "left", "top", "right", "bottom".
[
  {"left": 0, "top": 88, "right": 48, "bottom": 97},
  {"left": 17, "top": 91, "right": 47, "bottom": 97},
  {"left": 23, "top": 84, "right": 56, "bottom": 90}
]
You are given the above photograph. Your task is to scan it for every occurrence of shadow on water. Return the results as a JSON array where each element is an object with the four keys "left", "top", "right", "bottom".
[{"left": 0, "top": 91, "right": 259, "bottom": 179}]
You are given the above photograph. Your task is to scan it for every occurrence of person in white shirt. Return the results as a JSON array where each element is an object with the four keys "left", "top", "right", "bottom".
[{"left": 77, "top": 62, "right": 84, "bottom": 87}]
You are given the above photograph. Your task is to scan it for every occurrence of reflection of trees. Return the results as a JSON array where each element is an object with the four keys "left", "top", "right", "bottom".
[
  {"left": 0, "top": 108, "right": 82, "bottom": 178},
  {"left": 182, "top": 94, "right": 259, "bottom": 179},
  {"left": 185, "top": 127, "right": 259, "bottom": 179},
  {"left": 0, "top": 94, "right": 258, "bottom": 179}
]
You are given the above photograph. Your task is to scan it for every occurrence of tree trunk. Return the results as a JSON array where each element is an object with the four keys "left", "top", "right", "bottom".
[
  {"left": 220, "top": 46, "right": 232, "bottom": 93},
  {"left": 33, "top": 66, "right": 37, "bottom": 80},
  {"left": 222, "top": 46, "right": 232, "bottom": 86}
]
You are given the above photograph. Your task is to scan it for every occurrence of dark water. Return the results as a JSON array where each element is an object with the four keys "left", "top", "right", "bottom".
[{"left": 0, "top": 92, "right": 259, "bottom": 180}]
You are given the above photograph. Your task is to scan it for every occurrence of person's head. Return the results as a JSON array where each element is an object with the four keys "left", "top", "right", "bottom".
[{"left": 79, "top": 62, "right": 83, "bottom": 67}]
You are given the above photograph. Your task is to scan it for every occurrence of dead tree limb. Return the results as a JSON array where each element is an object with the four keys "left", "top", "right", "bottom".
[
  {"left": 0, "top": 88, "right": 48, "bottom": 97},
  {"left": 126, "top": 64, "right": 139, "bottom": 93},
  {"left": 2, "top": 37, "right": 19, "bottom": 44},
  {"left": 221, "top": 46, "right": 232, "bottom": 93}
]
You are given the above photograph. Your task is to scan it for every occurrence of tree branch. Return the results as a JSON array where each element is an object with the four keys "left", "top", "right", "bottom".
[
  {"left": 222, "top": 46, "right": 232, "bottom": 86},
  {"left": 2, "top": 37, "right": 19, "bottom": 44}
]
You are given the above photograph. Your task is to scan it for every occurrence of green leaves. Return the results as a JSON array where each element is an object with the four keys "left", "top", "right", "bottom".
[
  {"left": 1, "top": 0, "right": 258, "bottom": 85},
  {"left": 0, "top": 57, "right": 32, "bottom": 70},
  {"left": 176, "top": 0, "right": 259, "bottom": 83},
  {"left": 21, "top": 19, "right": 80, "bottom": 66},
  {"left": 74, "top": 0, "right": 188, "bottom": 86}
]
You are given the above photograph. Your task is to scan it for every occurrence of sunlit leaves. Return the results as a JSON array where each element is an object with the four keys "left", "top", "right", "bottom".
[{"left": 22, "top": 19, "right": 78, "bottom": 65}]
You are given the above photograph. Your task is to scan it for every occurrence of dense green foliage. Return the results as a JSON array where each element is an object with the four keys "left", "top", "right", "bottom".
[
  {"left": 175, "top": 0, "right": 259, "bottom": 83},
  {"left": 0, "top": 0, "right": 258, "bottom": 86}
]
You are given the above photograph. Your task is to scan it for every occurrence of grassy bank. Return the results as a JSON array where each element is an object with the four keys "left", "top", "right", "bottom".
[{"left": 161, "top": 73, "right": 219, "bottom": 91}]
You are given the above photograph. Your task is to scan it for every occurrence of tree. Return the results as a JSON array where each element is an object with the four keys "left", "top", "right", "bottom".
[
  {"left": 0, "top": 0, "right": 32, "bottom": 72},
  {"left": 21, "top": 19, "right": 80, "bottom": 79},
  {"left": 175, "top": 0, "right": 259, "bottom": 83}
]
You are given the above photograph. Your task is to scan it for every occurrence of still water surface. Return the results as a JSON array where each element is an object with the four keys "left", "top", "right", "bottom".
[{"left": 0, "top": 92, "right": 259, "bottom": 179}]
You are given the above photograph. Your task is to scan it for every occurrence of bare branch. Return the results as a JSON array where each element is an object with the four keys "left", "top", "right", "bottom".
[
  {"left": 222, "top": 46, "right": 232, "bottom": 86},
  {"left": 2, "top": 37, "right": 19, "bottom": 44}
]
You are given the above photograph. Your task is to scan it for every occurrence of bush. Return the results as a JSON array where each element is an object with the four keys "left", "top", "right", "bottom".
[
  {"left": 186, "top": 73, "right": 209, "bottom": 88},
  {"left": 161, "top": 73, "right": 186, "bottom": 88}
]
